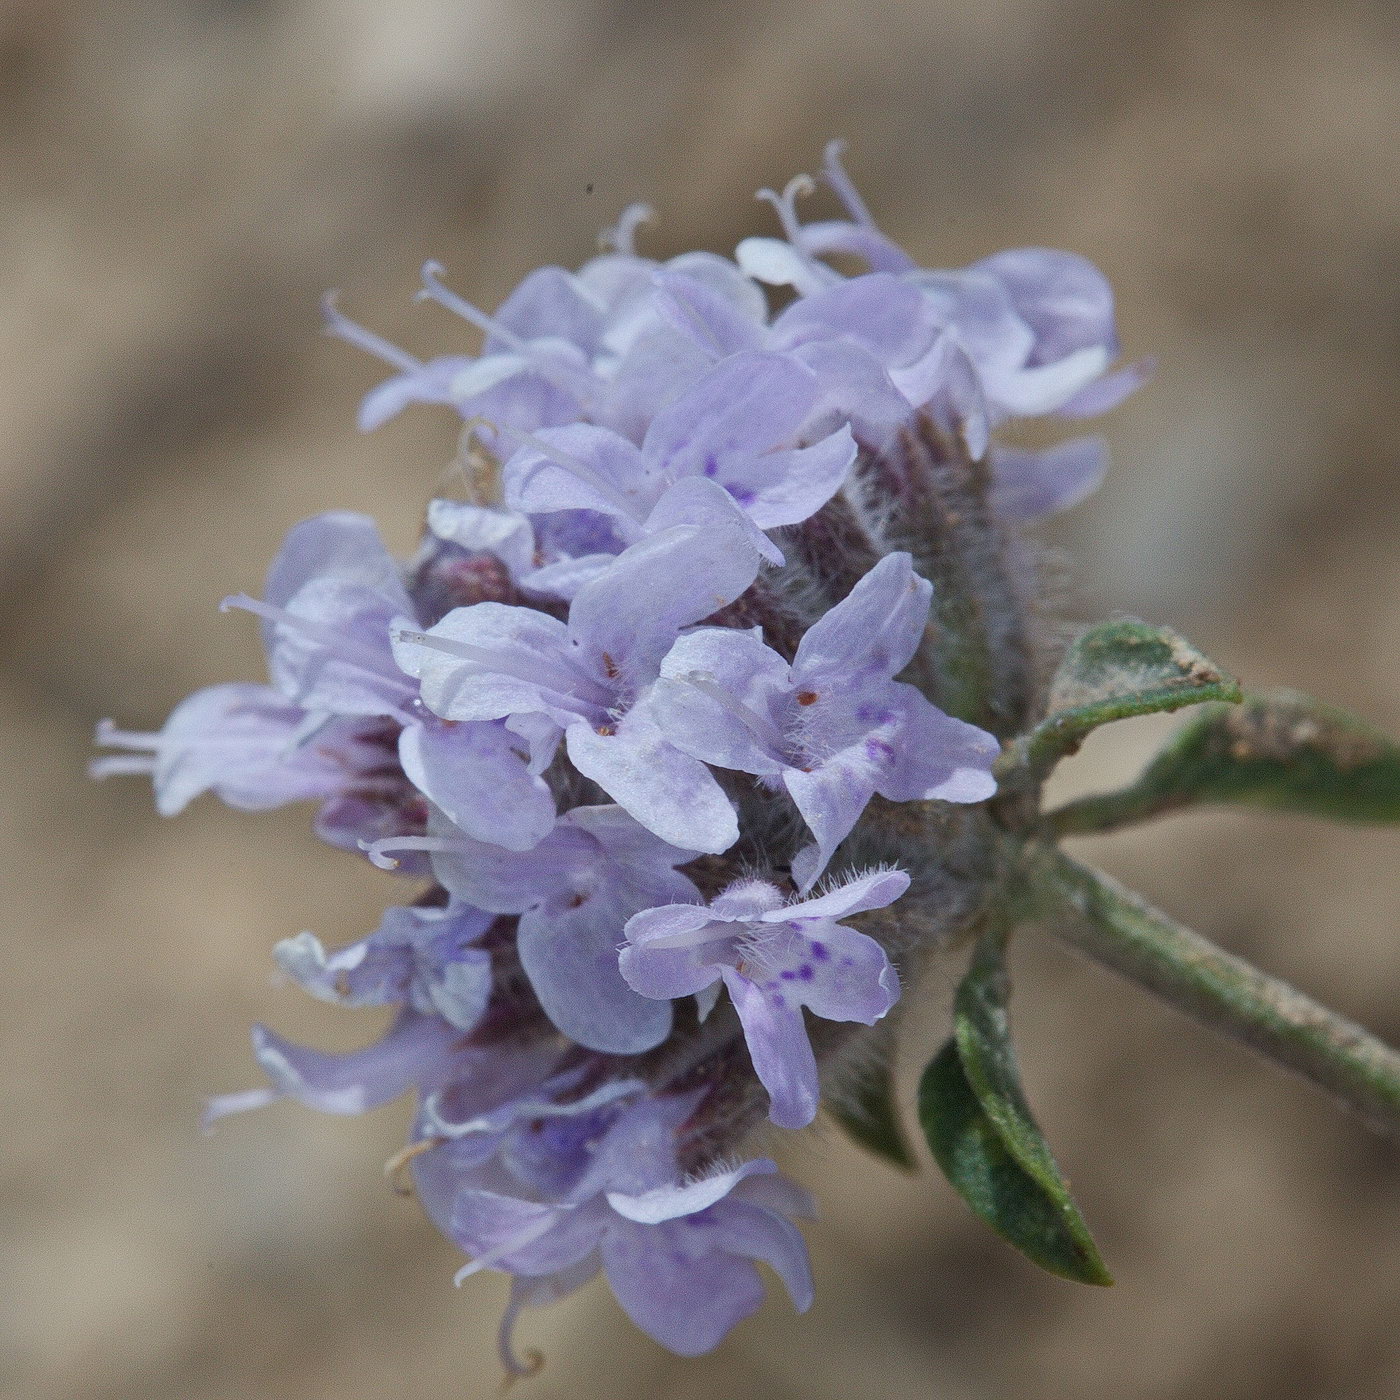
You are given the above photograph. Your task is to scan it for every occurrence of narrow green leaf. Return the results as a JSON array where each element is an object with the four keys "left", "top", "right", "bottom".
[
  {"left": 919, "top": 1040, "right": 1114, "bottom": 1285},
  {"left": 1013, "top": 618, "right": 1241, "bottom": 781},
  {"left": 1049, "top": 689, "right": 1400, "bottom": 836},
  {"left": 827, "top": 1058, "right": 916, "bottom": 1171}
]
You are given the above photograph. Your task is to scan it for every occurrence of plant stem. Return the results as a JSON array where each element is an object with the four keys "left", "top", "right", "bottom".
[
  {"left": 1025, "top": 844, "right": 1400, "bottom": 1141},
  {"left": 1042, "top": 787, "right": 1186, "bottom": 838}
]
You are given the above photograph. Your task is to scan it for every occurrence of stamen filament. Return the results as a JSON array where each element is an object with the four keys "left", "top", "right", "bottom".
[
  {"left": 600, "top": 202, "right": 654, "bottom": 256},
  {"left": 417, "top": 263, "right": 531, "bottom": 354},
  {"left": 679, "top": 673, "right": 788, "bottom": 760},
  {"left": 360, "top": 835, "right": 463, "bottom": 870},
  {"left": 321, "top": 294, "right": 423, "bottom": 373},
  {"left": 394, "top": 629, "right": 612, "bottom": 709},
  {"left": 222, "top": 594, "right": 416, "bottom": 700},
  {"left": 821, "top": 140, "right": 876, "bottom": 228},
  {"left": 453, "top": 1210, "right": 563, "bottom": 1285}
]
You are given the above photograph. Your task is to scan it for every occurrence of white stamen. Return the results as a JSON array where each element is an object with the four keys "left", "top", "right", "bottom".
[
  {"left": 757, "top": 174, "right": 817, "bottom": 246},
  {"left": 93, "top": 718, "right": 159, "bottom": 752},
  {"left": 418, "top": 263, "right": 598, "bottom": 409},
  {"left": 393, "top": 628, "right": 613, "bottom": 709},
  {"left": 359, "top": 835, "right": 463, "bottom": 870},
  {"left": 821, "top": 140, "right": 876, "bottom": 228},
  {"left": 600, "top": 202, "right": 654, "bottom": 256},
  {"left": 321, "top": 293, "right": 423, "bottom": 373},
  {"left": 222, "top": 594, "right": 416, "bottom": 701},
  {"left": 416, "top": 262, "right": 531, "bottom": 354},
  {"left": 679, "top": 673, "right": 788, "bottom": 760},
  {"left": 88, "top": 754, "right": 156, "bottom": 779},
  {"left": 453, "top": 1209, "right": 565, "bottom": 1285}
]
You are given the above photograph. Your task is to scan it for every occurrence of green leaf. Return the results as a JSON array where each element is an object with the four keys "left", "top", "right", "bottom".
[
  {"left": 1012, "top": 618, "right": 1241, "bottom": 781},
  {"left": 919, "top": 1040, "right": 1114, "bottom": 1285},
  {"left": 918, "top": 928, "right": 1112, "bottom": 1285},
  {"left": 827, "top": 1057, "right": 916, "bottom": 1171},
  {"left": 1049, "top": 689, "right": 1400, "bottom": 836}
]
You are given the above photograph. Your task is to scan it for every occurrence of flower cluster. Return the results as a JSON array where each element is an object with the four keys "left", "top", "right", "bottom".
[{"left": 93, "top": 143, "right": 1140, "bottom": 1370}]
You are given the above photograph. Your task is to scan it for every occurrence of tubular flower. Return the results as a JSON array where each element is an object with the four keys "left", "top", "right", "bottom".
[{"left": 93, "top": 144, "right": 1141, "bottom": 1366}]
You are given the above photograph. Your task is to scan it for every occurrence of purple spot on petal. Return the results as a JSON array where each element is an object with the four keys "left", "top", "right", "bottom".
[
  {"left": 727, "top": 484, "right": 757, "bottom": 506},
  {"left": 809, "top": 941, "right": 829, "bottom": 960},
  {"left": 798, "top": 965, "right": 814, "bottom": 981},
  {"left": 780, "top": 970, "right": 797, "bottom": 980},
  {"left": 865, "top": 737, "right": 896, "bottom": 763},
  {"left": 703, "top": 453, "right": 719, "bottom": 478}
]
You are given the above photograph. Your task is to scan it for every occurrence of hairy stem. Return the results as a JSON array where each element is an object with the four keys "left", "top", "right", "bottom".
[
  {"left": 1042, "top": 787, "right": 1188, "bottom": 838},
  {"left": 1024, "top": 844, "right": 1400, "bottom": 1141}
]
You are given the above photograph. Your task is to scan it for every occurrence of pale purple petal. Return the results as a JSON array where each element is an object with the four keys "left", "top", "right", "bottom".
[
  {"left": 973, "top": 247, "right": 1118, "bottom": 363},
  {"left": 232, "top": 1012, "right": 460, "bottom": 1117},
  {"left": 566, "top": 709, "right": 739, "bottom": 855},
  {"left": 600, "top": 1220, "right": 767, "bottom": 1356},
  {"left": 606, "top": 1159, "right": 777, "bottom": 1224},
  {"left": 263, "top": 511, "right": 412, "bottom": 614},
  {"left": 1056, "top": 356, "right": 1155, "bottom": 418},
  {"left": 398, "top": 718, "right": 555, "bottom": 851},
  {"left": 874, "top": 687, "right": 999, "bottom": 804},
  {"left": 775, "top": 921, "right": 899, "bottom": 1024},
  {"left": 651, "top": 268, "right": 766, "bottom": 359},
  {"left": 517, "top": 886, "right": 674, "bottom": 1054},
  {"left": 783, "top": 749, "right": 880, "bottom": 889},
  {"left": 641, "top": 351, "right": 819, "bottom": 477},
  {"left": 395, "top": 602, "right": 582, "bottom": 725},
  {"left": 644, "top": 477, "right": 785, "bottom": 568},
  {"left": 702, "top": 1198, "right": 815, "bottom": 1311},
  {"left": 655, "top": 628, "right": 790, "bottom": 775},
  {"left": 777, "top": 868, "right": 911, "bottom": 922},
  {"left": 990, "top": 436, "right": 1109, "bottom": 522},
  {"left": 502, "top": 423, "right": 656, "bottom": 523},
  {"left": 723, "top": 968, "right": 821, "bottom": 1129},
  {"left": 566, "top": 525, "right": 761, "bottom": 685},
  {"left": 92, "top": 684, "right": 345, "bottom": 817},
  {"left": 792, "top": 552, "right": 932, "bottom": 683},
  {"left": 620, "top": 905, "right": 727, "bottom": 1001}
]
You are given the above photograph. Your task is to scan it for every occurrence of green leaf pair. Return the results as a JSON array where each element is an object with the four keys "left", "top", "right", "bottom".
[{"left": 918, "top": 928, "right": 1113, "bottom": 1286}]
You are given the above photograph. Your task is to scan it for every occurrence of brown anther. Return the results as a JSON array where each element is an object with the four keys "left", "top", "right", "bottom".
[
  {"left": 383, "top": 1137, "right": 439, "bottom": 1196},
  {"left": 595, "top": 724, "right": 616, "bottom": 737},
  {"left": 565, "top": 891, "right": 588, "bottom": 909},
  {"left": 334, "top": 972, "right": 351, "bottom": 998},
  {"left": 601, "top": 651, "right": 621, "bottom": 680},
  {"left": 795, "top": 690, "right": 819, "bottom": 706}
]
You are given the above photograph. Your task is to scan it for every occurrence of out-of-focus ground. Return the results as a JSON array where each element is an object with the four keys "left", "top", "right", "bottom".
[{"left": 4, "top": 2, "right": 1400, "bottom": 1396}]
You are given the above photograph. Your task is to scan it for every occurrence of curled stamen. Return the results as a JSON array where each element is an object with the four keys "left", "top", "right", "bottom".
[
  {"left": 321, "top": 293, "right": 423, "bottom": 373},
  {"left": 757, "top": 174, "right": 817, "bottom": 245},
  {"left": 416, "top": 263, "right": 531, "bottom": 355},
  {"left": 383, "top": 1136, "right": 440, "bottom": 1196},
  {"left": 821, "top": 140, "right": 875, "bottom": 228},
  {"left": 600, "top": 202, "right": 654, "bottom": 256},
  {"left": 679, "top": 673, "right": 788, "bottom": 760},
  {"left": 359, "top": 835, "right": 463, "bottom": 871}
]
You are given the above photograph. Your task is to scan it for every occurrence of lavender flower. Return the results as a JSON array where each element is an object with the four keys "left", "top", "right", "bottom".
[
  {"left": 621, "top": 872, "right": 908, "bottom": 1128},
  {"left": 96, "top": 143, "right": 1146, "bottom": 1367}
]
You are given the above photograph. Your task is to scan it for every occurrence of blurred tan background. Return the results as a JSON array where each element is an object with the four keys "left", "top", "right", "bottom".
[{"left": 5, "top": 1, "right": 1400, "bottom": 1396}]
